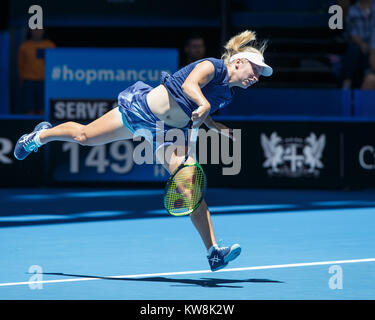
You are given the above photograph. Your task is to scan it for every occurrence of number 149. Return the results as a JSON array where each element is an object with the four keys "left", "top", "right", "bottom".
[{"left": 62, "top": 141, "right": 134, "bottom": 174}]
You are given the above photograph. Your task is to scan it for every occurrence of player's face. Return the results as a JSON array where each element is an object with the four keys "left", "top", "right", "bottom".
[{"left": 236, "top": 60, "right": 263, "bottom": 89}]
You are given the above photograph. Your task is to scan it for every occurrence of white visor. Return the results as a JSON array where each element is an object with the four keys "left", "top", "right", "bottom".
[{"left": 229, "top": 52, "right": 273, "bottom": 77}]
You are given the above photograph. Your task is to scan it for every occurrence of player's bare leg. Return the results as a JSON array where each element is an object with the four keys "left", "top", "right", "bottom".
[
  {"left": 190, "top": 200, "right": 217, "bottom": 250},
  {"left": 39, "top": 107, "right": 133, "bottom": 146}
]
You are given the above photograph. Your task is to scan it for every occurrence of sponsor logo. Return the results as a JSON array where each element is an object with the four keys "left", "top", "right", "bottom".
[
  {"left": 359, "top": 145, "right": 375, "bottom": 170},
  {"left": 261, "top": 132, "right": 326, "bottom": 177}
]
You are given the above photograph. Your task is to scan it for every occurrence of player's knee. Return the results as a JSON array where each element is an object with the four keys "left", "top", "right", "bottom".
[{"left": 72, "top": 124, "right": 91, "bottom": 146}]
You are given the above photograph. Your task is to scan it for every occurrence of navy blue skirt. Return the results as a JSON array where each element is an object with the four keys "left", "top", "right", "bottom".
[{"left": 117, "top": 81, "right": 188, "bottom": 153}]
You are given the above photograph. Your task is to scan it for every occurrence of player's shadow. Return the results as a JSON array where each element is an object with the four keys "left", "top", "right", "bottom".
[{"left": 40, "top": 272, "right": 283, "bottom": 288}]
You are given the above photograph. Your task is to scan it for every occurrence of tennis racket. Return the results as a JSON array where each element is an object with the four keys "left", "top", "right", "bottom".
[{"left": 164, "top": 122, "right": 207, "bottom": 216}]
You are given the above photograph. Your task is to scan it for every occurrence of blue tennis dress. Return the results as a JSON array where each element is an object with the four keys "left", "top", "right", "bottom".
[{"left": 117, "top": 57, "right": 233, "bottom": 151}]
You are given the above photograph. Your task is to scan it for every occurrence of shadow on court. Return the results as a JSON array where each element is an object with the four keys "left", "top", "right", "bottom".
[
  {"left": 39, "top": 272, "right": 283, "bottom": 288},
  {"left": 3, "top": 187, "right": 375, "bottom": 228}
]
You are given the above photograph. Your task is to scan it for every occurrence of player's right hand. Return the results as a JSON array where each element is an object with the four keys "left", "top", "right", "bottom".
[{"left": 192, "top": 105, "right": 211, "bottom": 128}]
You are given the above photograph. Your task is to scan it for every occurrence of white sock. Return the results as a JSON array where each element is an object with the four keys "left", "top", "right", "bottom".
[
  {"left": 34, "top": 130, "right": 46, "bottom": 147},
  {"left": 207, "top": 244, "right": 219, "bottom": 256}
]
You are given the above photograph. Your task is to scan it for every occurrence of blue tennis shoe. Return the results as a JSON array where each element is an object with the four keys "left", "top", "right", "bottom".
[
  {"left": 14, "top": 121, "right": 52, "bottom": 160},
  {"left": 207, "top": 243, "right": 241, "bottom": 272}
]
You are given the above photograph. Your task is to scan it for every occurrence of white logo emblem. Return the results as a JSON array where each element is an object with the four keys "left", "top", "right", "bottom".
[
  {"left": 209, "top": 255, "right": 220, "bottom": 264},
  {"left": 19, "top": 136, "right": 29, "bottom": 143},
  {"left": 261, "top": 132, "right": 326, "bottom": 177}
]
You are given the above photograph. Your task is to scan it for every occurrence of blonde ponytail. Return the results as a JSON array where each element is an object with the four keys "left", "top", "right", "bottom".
[{"left": 221, "top": 30, "right": 268, "bottom": 65}]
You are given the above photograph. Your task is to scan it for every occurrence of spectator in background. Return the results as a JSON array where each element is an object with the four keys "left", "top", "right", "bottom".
[
  {"left": 18, "top": 28, "right": 56, "bottom": 115},
  {"left": 341, "top": 0, "right": 374, "bottom": 89},
  {"left": 361, "top": 14, "right": 375, "bottom": 88},
  {"left": 180, "top": 34, "right": 206, "bottom": 68},
  {"left": 336, "top": 0, "right": 353, "bottom": 18}
]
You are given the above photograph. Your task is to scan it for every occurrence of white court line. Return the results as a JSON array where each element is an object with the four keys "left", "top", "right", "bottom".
[{"left": 0, "top": 258, "right": 374, "bottom": 288}]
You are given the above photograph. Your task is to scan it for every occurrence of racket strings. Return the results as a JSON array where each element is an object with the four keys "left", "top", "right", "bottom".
[{"left": 165, "top": 165, "right": 205, "bottom": 215}]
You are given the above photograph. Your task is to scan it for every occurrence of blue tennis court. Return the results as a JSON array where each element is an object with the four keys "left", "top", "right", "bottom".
[{"left": 0, "top": 187, "right": 374, "bottom": 300}]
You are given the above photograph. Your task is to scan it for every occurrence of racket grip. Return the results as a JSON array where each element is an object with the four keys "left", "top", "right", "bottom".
[
  {"left": 190, "top": 128, "right": 199, "bottom": 144},
  {"left": 190, "top": 126, "right": 199, "bottom": 144}
]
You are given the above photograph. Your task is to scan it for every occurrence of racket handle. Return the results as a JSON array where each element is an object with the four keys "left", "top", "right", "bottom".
[
  {"left": 190, "top": 126, "right": 199, "bottom": 144},
  {"left": 187, "top": 122, "right": 199, "bottom": 158}
]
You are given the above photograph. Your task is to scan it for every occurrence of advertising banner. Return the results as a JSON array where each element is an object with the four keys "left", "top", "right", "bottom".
[
  {"left": 203, "top": 119, "right": 343, "bottom": 189},
  {"left": 4, "top": 116, "right": 375, "bottom": 189},
  {"left": 44, "top": 47, "right": 178, "bottom": 117},
  {"left": 45, "top": 48, "right": 178, "bottom": 183}
]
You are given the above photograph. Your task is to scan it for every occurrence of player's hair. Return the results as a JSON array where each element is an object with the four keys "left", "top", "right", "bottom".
[{"left": 221, "top": 30, "right": 268, "bottom": 64}]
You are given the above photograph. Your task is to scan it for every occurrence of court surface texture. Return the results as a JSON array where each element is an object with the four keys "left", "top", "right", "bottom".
[{"left": 0, "top": 187, "right": 374, "bottom": 299}]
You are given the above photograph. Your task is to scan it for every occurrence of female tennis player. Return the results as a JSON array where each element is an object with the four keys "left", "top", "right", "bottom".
[{"left": 14, "top": 30, "right": 272, "bottom": 272}]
